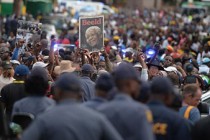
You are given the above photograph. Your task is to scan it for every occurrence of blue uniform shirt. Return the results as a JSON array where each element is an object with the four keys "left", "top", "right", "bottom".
[
  {"left": 83, "top": 97, "right": 107, "bottom": 110},
  {"left": 80, "top": 76, "right": 95, "bottom": 101},
  {"left": 148, "top": 100, "right": 192, "bottom": 140},
  {"left": 12, "top": 96, "right": 55, "bottom": 118},
  {"left": 97, "top": 93, "right": 155, "bottom": 140},
  {"left": 21, "top": 99, "right": 123, "bottom": 140}
]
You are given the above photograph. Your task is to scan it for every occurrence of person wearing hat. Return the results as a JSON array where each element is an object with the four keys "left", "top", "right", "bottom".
[
  {"left": 12, "top": 66, "right": 55, "bottom": 118},
  {"left": 21, "top": 73, "right": 123, "bottom": 140},
  {"left": 104, "top": 38, "right": 111, "bottom": 54},
  {"left": 136, "top": 81, "right": 151, "bottom": 104},
  {"left": 97, "top": 63, "right": 155, "bottom": 140},
  {"left": 164, "top": 66, "right": 178, "bottom": 75},
  {"left": 10, "top": 60, "right": 20, "bottom": 70},
  {"left": 123, "top": 48, "right": 134, "bottom": 63},
  {"left": 0, "top": 61, "right": 14, "bottom": 92},
  {"left": 59, "top": 60, "right": 76, "bottom": 74},
  {"left": 133, "top": 63, "right": 142, "bottom": 74},
  {"left": 147, "top": 59, "right": 164, "bottom": 80},
  {"left": 52, "top": 60, "right": 77, "bottom": 81},
  {"left": 0, "top": 65, "right": 29, "bottom": 119},
  {"left": 148, "top": 77, "right": 191, "bottom": 140},
  {"left": 80, "top": 64, "right": 95, "bottom": 102},
  {"left": 32, "top": 61, "right": 49, "bottom": 69},
  {"left": 84, "top": 73, "right": 114, "bottom": 110},
  {"left": 198, "top": 57, "right": 210, "bottom": 74}
]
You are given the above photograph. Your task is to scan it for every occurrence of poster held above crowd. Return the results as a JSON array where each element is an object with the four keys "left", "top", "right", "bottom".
[{"left": 79, "top": 16, "right": 104, "bottom": 52}]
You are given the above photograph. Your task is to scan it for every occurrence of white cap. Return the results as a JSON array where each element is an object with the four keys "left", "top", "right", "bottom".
[
  {"left": 117, "top": 62, "right": 121, "bottom": 66},
  {"left": 164, "top": 66, "right": 178, "bottom": 74},
  {"left": 10, "top": 60, "right": 20, "bottom": 65},
  {"left": 43, "top": 56, "right": 49, "bottom": 60},
  {"left": 125, "top": 48, "right": 134, "bottom": 53},
  {"left": 98, "top": 70, "right": 108, "bottom": 76},
  {"left": 133, "top": 63, "right": 142, "bottom": 68},
  {"left": 111, "top": 46, "right": 117, "bottom": 50},
  {"left": 32, "top": 62, "right": 48, "bottom": 69},
  {"left": 199, "top": 65, "right": 210, "bottom": 74}
]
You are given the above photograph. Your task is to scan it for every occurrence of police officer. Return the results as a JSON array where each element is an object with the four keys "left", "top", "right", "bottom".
[
  {"left": 21, "top": 73, "right": 123, "bottom": 140},
  {"left": 12, "top": 66, "right": 55, "bottom": 117},
  {"left": 0, "top": 65, "right": 29, "bottom": 119},
  {"left": 80, "top": 64, "right": 95, "bottom": 101},
  {"left": 97, "top": 62, "right": 155, "bottom": 140},
  {"left": 191, "top": 116, "right": 210, "bottom": 140},
  {"left": 148, "top": 77, "right": 191, "bottom": 140},
  {"left": 83, "top": 73, "right": 114, "bottom": 109}
]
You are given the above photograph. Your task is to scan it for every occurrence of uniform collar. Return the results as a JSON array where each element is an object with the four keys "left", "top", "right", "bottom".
[
  {"left": 81, "top": 76, "right": 91, "bottom": 80},
  {"left": 148, "top": 100, "right": 165, "bottom": 106},
  {"left": 58, "top": 99, "right": 79, "bottom": 105},
  {"left": 114, "top": 93, "right": 133, "bottom": 101},
  {"left": 92, "top": 97, "right": 107, "bottom": 102}
]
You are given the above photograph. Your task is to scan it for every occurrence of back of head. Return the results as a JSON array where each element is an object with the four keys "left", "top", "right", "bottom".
[
  {"left": 40, "top": 39, "right": 48, "bottom": 48},
  {"left": 25, "top": 66, "right": 48, "bottom": 96},
  {"left": 167, "top": 72, "right": 180, "bottom": 86},
  {"left": 15, "top": 64, "right": 29, "bottom": 78},
  {"left": 95, "top": 73, "right": 115, "bottom": 92},
  {"left": 183, "top": 83, "right": 202, "bottom": 107},
  {"left": 113, "top": 62, "right": 139, "bottom": 83},
  {"left": 150, "top": 77, "right": 174, "bottom": 105},
  {"left": 137, "top": 82, "right": 151, "bottom": 103},
  {"left": 182, "top": 84, "right": 199, "bottom": 98},
  {"left": 151, "top": 77, "right": 174, "bottom": 95},
  {"left": 113, "top": 62, "right": 140, "bottom": 97},
  {"left": 55, "top": 73, "right": 81, "bottom": 101},
  {"left": 81, "top": 64, "right": 94, "bottom": 76}
]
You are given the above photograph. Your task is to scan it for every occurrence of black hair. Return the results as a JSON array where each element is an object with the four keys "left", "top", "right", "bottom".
[
  {"left": 25, "top": 76, "right": 49, "bottom": 96},
  {"left": 81, "top": 70, "right": 92, "bottom": 76},
  {"left": 42, "top": 49, "right": 49, "bottom": 56},
  {"left": 95, "top": 74, "right": 114, "bottom": 92},
  {"left": 137, "top": 82, "right": 151, "bottom": 103},
  {"left": 169, "top": 92, "right": 182, "bottom": 111}
]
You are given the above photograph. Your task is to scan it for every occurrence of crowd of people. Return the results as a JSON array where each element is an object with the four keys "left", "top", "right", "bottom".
[{"left": 0, "top": 8, "right": 210, "bottom": 140}]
